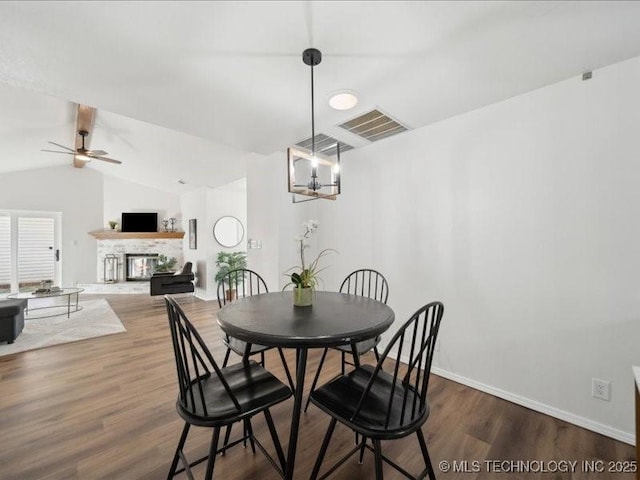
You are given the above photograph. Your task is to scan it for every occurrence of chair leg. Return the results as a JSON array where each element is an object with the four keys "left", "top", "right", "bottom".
[
  {"left": 373, "top": 346, "right": 380, "bottom": 362},
  {"left": 416, "top": 428, "right": 436, "bottom": 480},
  {"left": 168, "top": 422, "right": 190, "bottom": 479},
  {"left": 204, "top": 427, "right": 221, "bottom": 480},
  {"left": 243, "top": 420, "right": 247, "bottom": 447},
  {"left": 277, "top": 347, "right": 295, "bottom": 391},
  {"left": 358, "top": 436, "right": 367, "bottom": 464},
  {"left": 264, "top": 408, "right": 287, "bottom": 471},
  {"left": 220, "top": 424, "right": 232, "bottom": 456},
  {"left": 310, "top": 418, "right": 337, "bottom": 480},
  {"left": 222, "top": 347, "right": 231, "bottom": 368},
  {"left": 244, "top": 418, "right": 256, "bottom": 454},
  {"left": 304, "top": 347, "right": 328, "bottom": 413},
  {"left": 260, "top": 351, "right": 265, "bottom": 366},
  {"left": 373, "top": 439, "right": 384, "bottom": 480},
  {"left": 341, "top": 351, "right": 346, "bottom": 375}
]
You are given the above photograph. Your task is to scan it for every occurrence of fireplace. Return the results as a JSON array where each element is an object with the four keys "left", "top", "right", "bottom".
[{"left": 125, "top": 253, "right": 158, "bottom": 281}]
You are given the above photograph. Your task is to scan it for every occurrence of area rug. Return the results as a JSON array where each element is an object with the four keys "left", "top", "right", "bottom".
[{"left": 0, "top": 299, "right": 126, "bottom": 357}]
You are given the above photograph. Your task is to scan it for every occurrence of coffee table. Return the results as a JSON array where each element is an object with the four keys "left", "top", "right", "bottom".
[{"left": 7, "top": 288, "right": 84, "bottom": 319}]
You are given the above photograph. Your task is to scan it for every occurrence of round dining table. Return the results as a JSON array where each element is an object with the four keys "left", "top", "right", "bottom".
[{"left": 217, "top": 290, "right": 395, "bottom": 480}]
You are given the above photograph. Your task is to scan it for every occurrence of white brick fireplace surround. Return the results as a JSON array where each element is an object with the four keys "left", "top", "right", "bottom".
[{"left": 81, "top": 231, "right": 185, "bottom": 294}]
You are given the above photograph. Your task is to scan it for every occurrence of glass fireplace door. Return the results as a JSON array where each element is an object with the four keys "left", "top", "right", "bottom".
[{"left": 125, "top": 253, "right": 158, "bottom": 281}]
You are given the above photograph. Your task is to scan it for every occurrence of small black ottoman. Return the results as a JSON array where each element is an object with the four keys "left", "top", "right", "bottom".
[{"left": 0, "top": 298, "right": 27, "bottom": 344}]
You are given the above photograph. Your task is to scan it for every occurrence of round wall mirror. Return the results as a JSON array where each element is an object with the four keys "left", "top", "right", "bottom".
[{"left": 213, "top": 216, "right": 245, "bottom": 248}]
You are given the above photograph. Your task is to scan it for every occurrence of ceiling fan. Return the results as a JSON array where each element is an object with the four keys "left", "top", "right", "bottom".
[
  {"left": 42, "top": 129, "right": 122, "bottom": 166},
  {"left": 41, "top": 104, "right": 122, "bottom": 168}
]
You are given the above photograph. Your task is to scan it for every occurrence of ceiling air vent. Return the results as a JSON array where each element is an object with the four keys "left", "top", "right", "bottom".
[
  {"left": 296, "top": 133, "right": 353, "bottom": 157},
  {"left": 339, "top": 109, "right": 408, "bottom": 142}
]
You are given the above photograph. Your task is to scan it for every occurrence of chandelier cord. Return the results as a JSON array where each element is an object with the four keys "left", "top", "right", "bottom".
[{"left": 310, "top": 62, "right": 315, "bottom": 157}]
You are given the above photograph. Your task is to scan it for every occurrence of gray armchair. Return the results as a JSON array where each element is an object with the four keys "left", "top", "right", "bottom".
[
  {"left": 0, "top": 298, "right": 27, "bottom": 344},
  {"left": 150, "top": 262, "right": 195, "bottom": 296}
]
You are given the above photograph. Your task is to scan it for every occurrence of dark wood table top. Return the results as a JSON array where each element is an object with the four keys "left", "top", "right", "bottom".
[{"left": 217, "top": 290, "right": 395, "bottom": 348}]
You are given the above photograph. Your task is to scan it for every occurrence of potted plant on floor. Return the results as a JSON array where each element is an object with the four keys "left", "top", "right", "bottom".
[{"left": 215, "top": 251, "right": 247, "bottom": 301}]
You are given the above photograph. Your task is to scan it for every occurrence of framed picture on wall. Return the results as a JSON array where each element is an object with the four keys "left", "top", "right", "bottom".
[{"left": 189, "top": 219, "right": 197, "bottom": 249}]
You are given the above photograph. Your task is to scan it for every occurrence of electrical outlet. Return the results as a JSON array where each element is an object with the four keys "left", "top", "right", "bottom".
[{"left": 592, "top": 378, "right": 611, "bottom": 401}]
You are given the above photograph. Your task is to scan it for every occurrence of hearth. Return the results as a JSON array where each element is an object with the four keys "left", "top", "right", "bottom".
[{"left": 125, "top": 253, "right": 158, "bottom": 281}]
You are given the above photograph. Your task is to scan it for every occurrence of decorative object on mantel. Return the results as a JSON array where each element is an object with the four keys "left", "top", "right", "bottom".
[
  {"left": 108, "top": 220, "right": 118, "bottom": 230},
  {"left": 162, "top": 217, "right": 178, "bottom": 232},
  {"left": 287, "top": 48, "right": 341, "bottom": 203},
  {"left": 284, "top": 220, "right": 335, "bottom": 307},
  {"left": 215, "top": 251, "right": 247, "bottom": 301}
]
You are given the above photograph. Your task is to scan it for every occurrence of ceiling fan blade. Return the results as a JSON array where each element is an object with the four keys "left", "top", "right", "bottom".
[
  {"left": 48, "top": 141, "right": 76, "bottom": 152},
  {"left": 90, "top": 155, "right": 122, "bottom": 165},
  {"left": 86, "top": 149, "right": 108, "bottom": 156},
  {"left": 41, "top": 149, "right": 74, "bottom": 155}
]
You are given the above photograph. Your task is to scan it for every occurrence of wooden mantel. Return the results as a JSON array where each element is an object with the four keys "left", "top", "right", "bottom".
[{"left": 89, "top": 231, "right": 185, "bottom": 240}]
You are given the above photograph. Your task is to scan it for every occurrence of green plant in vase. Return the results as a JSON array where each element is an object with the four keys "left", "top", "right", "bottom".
[
  {"left": 283, "top": 220, "right": 335, "bottom": 306},
  {"left": 215, "top": 251, "right": 247, "bottom": 301}
]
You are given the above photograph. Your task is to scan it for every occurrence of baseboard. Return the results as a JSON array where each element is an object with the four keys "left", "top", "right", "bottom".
[
  {"left": 390, "top": 352, "right": 635, "bottom": 445},
  {"left": 433, "top": 367, "right": 634, "bottom": 445}
]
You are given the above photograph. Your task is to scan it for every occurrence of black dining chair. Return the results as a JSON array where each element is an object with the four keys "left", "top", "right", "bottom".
[
  {"left": 164, "top": 295, "right": 292, "bottom": 480},
  {"left": 216, "top": 268, "right": 293, "bottom": 387},
  {"left": 304, "top": 269, "right": 389, "bottom": 413},
  {"left": 217, "top": 268, "right": 295, "bottom": 453},
  {"left": 309, "top": 301, "right": 444, "bottom": 480}
]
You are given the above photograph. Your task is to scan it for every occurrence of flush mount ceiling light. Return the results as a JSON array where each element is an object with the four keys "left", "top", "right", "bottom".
[
  {"left": 287, "top": 48, "right": 341, "bottom": 203},
  {"left": 329, "top": 90, "right": 358, "bottom": 111}
]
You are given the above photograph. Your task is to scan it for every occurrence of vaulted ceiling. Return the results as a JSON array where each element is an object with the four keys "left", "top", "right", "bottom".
[{"left": 2, "top": 1, "right": 640, "bottom": 192}]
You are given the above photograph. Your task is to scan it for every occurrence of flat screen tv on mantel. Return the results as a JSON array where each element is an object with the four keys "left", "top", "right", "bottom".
[{"left": 121, "top": 212, "right": 158, "bottom": 232}]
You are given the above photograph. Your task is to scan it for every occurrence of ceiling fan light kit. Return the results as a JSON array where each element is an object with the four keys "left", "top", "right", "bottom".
[{"left": 287, "top": 48, "right": 341, "bottom": 203}]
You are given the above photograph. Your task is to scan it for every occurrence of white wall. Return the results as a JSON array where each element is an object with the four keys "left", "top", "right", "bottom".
[
  {"left": 103, "top": 175, "right": 180, "bottom": 230},
  {"left": 181, "top": 180, "right": 247, "bottom": 300},
  {"left": 246, "top": 152, "right": 322, "bottom": 292},
  {"left": 249, "top": 55, "right": 640, "bottom": 442},
  {"left": 207, "top": 181, "right": 247, "bottom": 299},
  {"left": 181, "top": 188, "right": 208, "bottom": 296},
  {"left": 0, "top": 165, "right": 103, "bottom": 284}
]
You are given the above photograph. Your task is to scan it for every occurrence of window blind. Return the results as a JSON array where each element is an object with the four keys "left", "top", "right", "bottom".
[{"left": 18, "top": 217, "right": 54, "bottom": 284}]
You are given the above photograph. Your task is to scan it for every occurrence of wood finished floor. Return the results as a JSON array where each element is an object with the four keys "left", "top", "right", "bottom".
[{"left": 0, "top": 294, "right": 634, "bottom": 479}]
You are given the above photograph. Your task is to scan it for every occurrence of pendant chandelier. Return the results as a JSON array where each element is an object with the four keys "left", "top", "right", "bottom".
[{"left": 287, "top": 48, "right": 341, "bottom": 203}]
